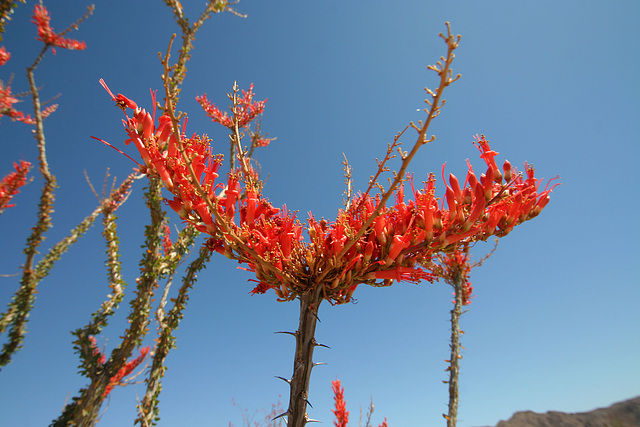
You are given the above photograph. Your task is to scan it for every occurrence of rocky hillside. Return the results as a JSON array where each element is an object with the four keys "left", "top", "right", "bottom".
[{"left": 476, "top": 396, "right": 640, "bottom": 427}]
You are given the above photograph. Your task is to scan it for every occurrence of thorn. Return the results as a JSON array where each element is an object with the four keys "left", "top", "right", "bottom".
[
  {"left": 272, "top": 410, "right": 289, "bottom": 421},
  {"left": 312, "top": 362, "right": 327, "bottom": 367},
  {"left": 314, "top": 342, "right": 331, "bottom": 349},
  {"left": 275, "top": 376, "right": 291, "bottom": 384},
  {"left": 275, "top": 331, "right": 297, "bottom": 337},
  {"left": 305, "top": 418, "right": 322, "bottom": 423}
]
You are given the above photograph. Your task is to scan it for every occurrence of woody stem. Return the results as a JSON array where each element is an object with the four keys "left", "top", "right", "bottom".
[
  {"left": 287, "top": 285, "right": 324, "bottom": 427},
  {"left": 446, "top": 270, "right": 464, "bottom": 427}
]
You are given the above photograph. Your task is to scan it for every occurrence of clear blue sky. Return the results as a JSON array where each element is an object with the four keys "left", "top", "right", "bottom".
[{"left": 1, "top": 1, "right": 638, "bottom": 426}]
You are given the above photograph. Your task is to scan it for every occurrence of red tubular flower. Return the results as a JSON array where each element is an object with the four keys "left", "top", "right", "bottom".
[
  {"left": 462, "top": 183, "right": 486, "bottom": 231},
  {"left": 444, "top": 186, "right": 458, "bottom": 221},
  {"left": 223, "top": 174, "right": 240, "bottom": 220},
  {"left": 474, "top": 134, "right": 502, "bottom": 183},
  {"left": 387, "top": 234, "right": 410, "bottom": 263},
  {"left": 372, "top": 266, "right": 434, "bottom": 283},
  {"left": 32, "top": 5, "right": 87, "bottom": 53},
  {"left": 331, "top": 380, "right": 349, "bottom": 427},
  {"left": 99, "top": 79, "right": 137, "bottom": 111},
  {"left": 503, "top": 159, "right": 512, "bottom": 182},
  {"left": 241, "top": 190, "right": 258, "bottom": 226},
  {"left": 449, "top": 173, "right": 463, "bottom": 201},
  {"left": 481, "top": 165, "right": 495, "bottom": 201},
  {"left": 374, "top": 215, "right": 388, "bottom": 246},
  {"left": 363, "top": 240, "right": 375, "bottom": 263}
]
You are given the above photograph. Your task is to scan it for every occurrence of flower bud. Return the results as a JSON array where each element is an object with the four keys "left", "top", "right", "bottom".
[{"left": 503, "top": 160, "right": 512, "bottom": 182}]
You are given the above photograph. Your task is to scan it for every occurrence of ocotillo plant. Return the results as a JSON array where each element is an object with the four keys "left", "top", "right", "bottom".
[
  {"left": 1, "top": 2, "right": 560, "bottom": 425},
  {"left": 98, "top": 20, "right": 557, "bottom": 425}
]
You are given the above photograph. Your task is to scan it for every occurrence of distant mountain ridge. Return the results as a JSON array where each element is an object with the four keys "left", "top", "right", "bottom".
[{"left": 473, "top": 396, "right": 640, "bottom": 427}]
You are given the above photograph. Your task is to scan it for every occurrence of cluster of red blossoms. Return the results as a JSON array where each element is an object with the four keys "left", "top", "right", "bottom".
[
  {"left": 0, "top": 77, "right": 57, "bottom": 123},
  {"left": 31, "top": 4, "right": 87, "bottom": 53},
  {"left": 439, "top": 249, "right": 474, "bottom": 305},
  {"left": 99, "top": 83, "right": 558, "bottom": 305},
  {"left": 0, "top": 160, "right": 31, "bottom": 214},
  {"left": 331, "top": 380, "right": 349, "bottom": 427},
  {"left": 331, "top": 380, "right": 388, "bottom": 427},
  {"left": 196, "top": 84, "right": 267, "bottom": 130}
]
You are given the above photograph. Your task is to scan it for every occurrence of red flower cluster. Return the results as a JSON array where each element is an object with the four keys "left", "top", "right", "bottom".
[
  {"left": 439, "top": 249, "right": 473, "bottom": 305},
  {"left": 0, "top": 160, "right": 31, "bottom": 214},
  {"left": 0, "top": 79, "right": 57, "bottom": 123},
  {"left": 32, "top": 4, "right": 87, "bottom": 54},
  {"left": 331, "top": 380, "right": 349, "bottom": 427},
  {"left": 99, "top": 84, "right": 558, "bottom": 305},
  {"left": 331, "top": 380, "right": 388, "bottom": 427},
  {"left": 196, "top": 84, "right": 266, "bottom": 129}
]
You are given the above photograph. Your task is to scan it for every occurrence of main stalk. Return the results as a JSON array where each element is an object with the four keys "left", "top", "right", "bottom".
[{"left": 285, "top": 286, "right": 324, "bottom": 426}]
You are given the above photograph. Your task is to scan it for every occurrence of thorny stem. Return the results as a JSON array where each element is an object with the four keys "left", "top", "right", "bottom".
[
  {"left": 231, "top": 82, "right": 259, "bottom": 190},
  {"left": 154, "top": 224, "right": 200, "bottom": 323},
  {"left": 55, "top": 4, "right": 94, "bottom": 38},
  {"left": 445, "top": 270, "right": 464, "bottom": 427},
  {"left": 442, "top": 241, "right": 495, "bottom": 426},
  {"left": 0, "top": 174, "right": 136, "bottom": 371},
  {"left": 282, "top": 286, "right": 325, "bottom": 427},
  {"left": 0, "top": 47, "right": 56, "bottom": 369},
  {"left": 136, "top": 240, "right": 211, "bottom": 427},
  {"left": 0, "top": 4, "right": 95, "bottom": 369},
  {"left": 163, "top": 0, "right": 244, "bottom": 102},
  {"left": 51, "top": 179, "right": 164, "bottom": 427},
  {"left": 360, "top": 127, "right": 407, "bottom": 199},
  {"left": 342, "top": 153, "right": 353, "bottom": 209}
]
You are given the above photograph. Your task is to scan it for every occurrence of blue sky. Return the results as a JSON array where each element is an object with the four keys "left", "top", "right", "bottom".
[{"left": 1, "top": 1, "right": 639, "bottom": 426}]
